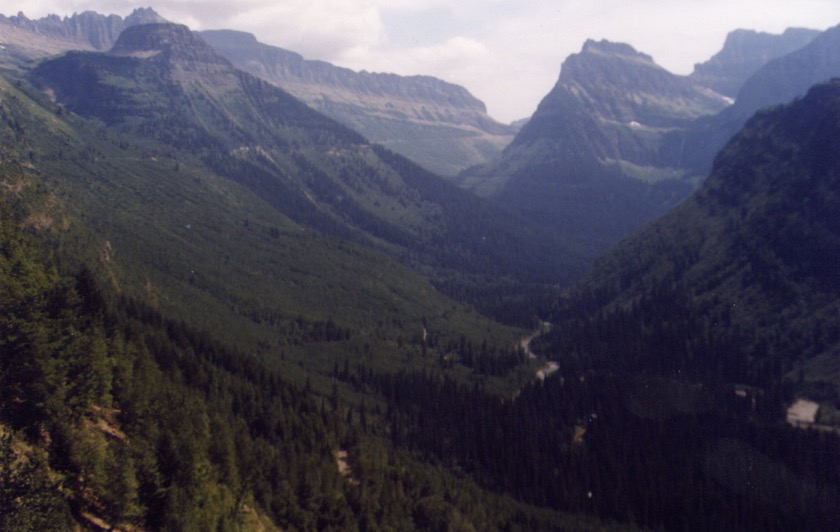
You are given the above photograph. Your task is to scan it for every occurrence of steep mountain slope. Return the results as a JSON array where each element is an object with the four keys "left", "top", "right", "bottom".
[
  {"left": 0, "top": 191, "right": 613, "bottom": 531},
  {"left": 1, "top": 70, "right": 516, "bottom": 366},
  {"left": 458, "top": 39, "right": 729, "bottom": 258},
  {"left": 30, "top": 23, "right": 580, "bottom": 301},
  {"left": 0, "top": 20, "right": 590, "bottom": 387},
  {"left": 199, "top": 29, "right": 516, "bottom": 177},
  {"left": 546, "top": 79, "right": 840, "bottom": 393},
  {"left": 0, "top": 8, "right": 164, "bottom": 69},
  {"left": 668, "top": 23, "right": 840, "bottom": 177},
  {"left": 350, "top": 82, "right": 840, "bottom": 531},
  {"left": 451, "top": 80, "right": 840, "bottom": 530},
  {"left": 689, "top": 27, "right": 820, "bottom": 97}
]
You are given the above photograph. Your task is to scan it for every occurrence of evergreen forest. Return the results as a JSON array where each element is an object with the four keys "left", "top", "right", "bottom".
[{"left": 1, "top": 16, "right": 839, "bottom": 532}]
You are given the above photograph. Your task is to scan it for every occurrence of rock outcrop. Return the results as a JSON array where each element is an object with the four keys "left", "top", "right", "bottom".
[
  {"left": 689, "top": 27, "right": 820, "bottom": 98},
  {"left": 0, "top": 8, "right": 166, "bottom": 64},
  {"left": 200, "top": 30, "right": 516, "bottom": 176}
]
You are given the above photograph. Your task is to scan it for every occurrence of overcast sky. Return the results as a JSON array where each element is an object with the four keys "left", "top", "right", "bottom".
[{"left": 4, "top": 1, "right": 838, "bottom": 122}]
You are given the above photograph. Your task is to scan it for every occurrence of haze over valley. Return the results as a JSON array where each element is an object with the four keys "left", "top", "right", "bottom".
[{"left": 1, "top": 5, "right": 839, "bottom": 531}]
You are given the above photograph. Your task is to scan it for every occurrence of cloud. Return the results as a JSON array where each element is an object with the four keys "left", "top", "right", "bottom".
[{"left": 222, "top": 1, "right": 385, "bottom": 61}]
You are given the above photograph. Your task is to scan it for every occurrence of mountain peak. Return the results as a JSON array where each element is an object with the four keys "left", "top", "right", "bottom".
[
  {"left": 551, "top": 38, "right": 723, "bottom": 125},
  {"left": 124, "top": 7, "right": 168, "bottom": 26},
  {"left": 110, "top": 23, "right": 228, "bottom": 67},
  {"left": 111, "top": 22, "right": 196, "bottom": 53},
  {"left": 0, "top": 8, "right": 171, "bottom": 58},
  {"left": 560, "top": 39, "right": 663, "bottom": 87},
  {"left": 581, "top": 39, "right": 653, "bottom": 62},
  {"left": 689, "top": 26, "right": 821, "bottom": 97}
]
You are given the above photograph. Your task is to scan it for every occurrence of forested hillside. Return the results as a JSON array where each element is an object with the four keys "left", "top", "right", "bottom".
[
  {"left": 0, "top": 182, "right": 619, "bottom": 530},
  {"left": 357, "top": 81, "right": 840, "bottom": 532},
  {"left": 28, "top": 22, "right": 580, "bottom": 324},
  {"left": 546, "top": 80, "right": 840, "bottom": 393},
  {"left": 2, "top": 10, "right": 839, "bottom": 531}
]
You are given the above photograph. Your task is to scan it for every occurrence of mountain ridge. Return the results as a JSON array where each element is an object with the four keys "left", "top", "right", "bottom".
[
  {"left": 27, "top": 22, "right": 581, "bottom": 333},
  {"left": 689, "top": 27, "right": 821, "bottom": 97},
  {"left": 200, "top": 29, "right": 516, "bottom": 176},
  {"left": 0, "top": 7, "right": 165, "bottom": 66},
  {"left": 0, "top": 8, "right": 514, "bottom": 177},
  {"left": 457, "top": 38, "right": 728, "bottom": 260},
  {"left": 549, "top": 79, "right": 840, "bottom": 390},
  {"left": 666, "top": 22, "right": 840, "bottom": 177}
]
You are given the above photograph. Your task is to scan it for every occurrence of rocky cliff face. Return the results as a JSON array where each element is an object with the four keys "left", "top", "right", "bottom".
[
  {"left": 200, "top": 30, "right": 516, "bottom": 176},
  {"left": 0, "top": 8, "right": 166, "bottom": 66},
  {"left": 456, "top": 39, "right": 730, "bottom": 260},
  {"left": 555, "top": 40, "right": 728, "bottom": 128},
  {"left": 667, "top": 23, "right": 840, "bottom": 177},
  {"left": 461, "top": 39, "right": 729, "bottom": 197},
  {"left": 689, "top": 28, "right": 820, "bottom": 98}
]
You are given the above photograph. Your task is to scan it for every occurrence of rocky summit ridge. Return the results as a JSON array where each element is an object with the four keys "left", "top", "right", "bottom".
[
  {"left": 689, "top": 27, "right": 821, "bottom": 97},
  {"left": 200, "top": 29, "right": 517, "bottom": 176},
  {"left": 456, "top": 38, "right": 733, "bottom": 263},
  {"left": 460, "top": 38, "right": 730, "bottom": 197},
  {"left": 0, "top": 7, "right": 165, "bottom": 63}
]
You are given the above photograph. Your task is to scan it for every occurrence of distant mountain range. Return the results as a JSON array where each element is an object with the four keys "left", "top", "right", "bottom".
[
  {"left": 0, "top": 8, "right": 165, "bottom": 63},
  {"left": 668, "top": 23, "right": 840, "bottom": 177},
  {"left": 2, "top": 7, "right": 840, "bottom": 531},
  {"left": 23, "top": 21, "right": 578, "bottom": 338},
  {"left": 200, "top": 30, "right": 517, "bottom": 177},
  {"left": 688, "top": 27, "right": 821, "bottom": 97},
  {"left": 3, "top": 6, "right": 836, "bottom": 325},
  {"left": 543, "top": 78, "right": 840, "bottom": 395},
  {"left": 0, "top": 8, "right": 514, "bottom": 177},
  {"left": 460, "top": 24, "right": 840, "bottom": 261}
]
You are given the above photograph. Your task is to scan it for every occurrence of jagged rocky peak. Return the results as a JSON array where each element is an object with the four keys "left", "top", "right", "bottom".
[
  {"left": 690, "top": 27, "right": 821, "bottom": 97},
  {"left": 110, "top": 23, "right": 228, "bottom": 67},
  {"left": 580, "top": 39, "right": 655, "bottom": 61},
  {"left": 546, "top": 38, "right": 729, "bottom": 128},
  {"left": 560, "top": 39, "right": 672, "bottom": 90},
  {"left": 125, "top": 7, "right": 168, "bottom": 26},
  {"left": 0, "top": 7, "right": 167, "bottom": 51}
]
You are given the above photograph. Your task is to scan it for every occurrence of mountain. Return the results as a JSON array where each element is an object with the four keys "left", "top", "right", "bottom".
[
  {"left": 547, "top": 79, "right": 840, "bottom": 392},
  {"left": 458, "top": 39, "right": 729, "bottom": 258},
  {"left": 338, "top": 80, "right": 840, "bottom": 532},
  {"left": 473, "top": 79, "right": 840, "bottom": 532},
  {"left": 199, "top": 29, "right": 517, "bottom": 177},
  {"left": 0, "top": 174, "right": 603, "bottom": 531},
  {"left": 29, "top": 23, "right": 580, "bottom": 313},
  {"left": 668, "top": 23, "right": 840, "bottom": 177},
  {"left": 19, "top": 21, "right": 582, "bottom": 356},
  {"left": 0, "top": 20, "right": 605, "bottom": 529},
  {"left": 3, "top": 12, "right": 840, "bottom": 531},
  {"left": 0, "top": 7, "right": 165, "bottom": 68},
  {"left": 689, "top": 27, "right": 820, "bottom": 98}
]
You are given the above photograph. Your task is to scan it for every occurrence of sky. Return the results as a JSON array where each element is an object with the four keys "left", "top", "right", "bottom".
[{"left": 3, "top": 1, "right": 838, "bottom": 123}]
